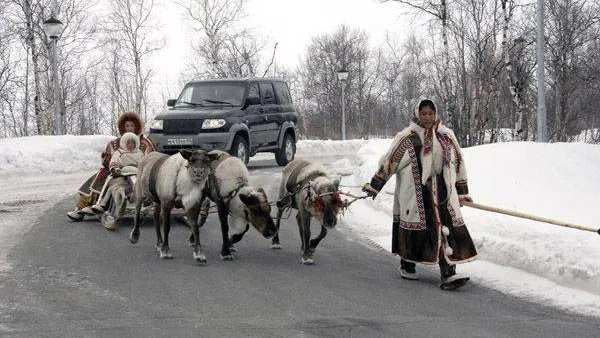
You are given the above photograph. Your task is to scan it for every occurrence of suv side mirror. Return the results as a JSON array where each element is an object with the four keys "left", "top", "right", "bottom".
[
  {"left": 166, "top": 99, "right": 177, "bottom": 107},
  {"left": 244, "top": 96, "right": 261, "bottom": 108}
]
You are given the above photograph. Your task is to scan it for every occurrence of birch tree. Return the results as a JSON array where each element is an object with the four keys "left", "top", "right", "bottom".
[
  {"left": 106, "top": 0, "right": 162, "bottom": 121},
  {"left": 378, "top": 33, "right": 432, "bottom": 135},
  {"left": 546, "top": 0, "right": 596, "bottom": 141},
  {"left": 0, "top": 30, "right": 20, "bottom": 137},
  {"left": 299, "top": 25, "right": 375, "bottom": 139},
  {"left": 8, "top": 0, "right": 46, "bottom": 134},
  {"left": 501, "top": 0, "right": 521, "bottom": 138},
  {"left": 180, "top": 0, "right": 265, "bottom": 78},
  {"left": 500, "top": 0, "right": 535, "bottom": 140},
  {"left": 384, "top": 0, "right": 456, "bottom": 130},
  {"left": 452, "top": 0, "right": 505, "bottom": 145}
]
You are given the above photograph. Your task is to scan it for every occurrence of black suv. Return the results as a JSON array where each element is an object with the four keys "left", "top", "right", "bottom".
[{"left": 148, "top": 78, "right": 298, "bottom": 166}]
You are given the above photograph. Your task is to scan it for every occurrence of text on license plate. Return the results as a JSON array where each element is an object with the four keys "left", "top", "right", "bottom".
[{"left": 167, "top": 138, "right": 193, "bottom": 146}]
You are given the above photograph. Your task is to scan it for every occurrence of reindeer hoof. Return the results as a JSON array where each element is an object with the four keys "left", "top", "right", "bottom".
[
  {"left": 193, "top": 252, "right": 207, "bottom": 265},
  {"left": 300, "top": 257, "right": 314, "bottom": 265},
  {"left": 270, "top": 243, "right": 282, "bottom": 250},
  {"left": 159, "top": 250, "right": 173, "bottom": 259},
  {"left": 129, "top": 231, "right": 139, "bottom": 244}
]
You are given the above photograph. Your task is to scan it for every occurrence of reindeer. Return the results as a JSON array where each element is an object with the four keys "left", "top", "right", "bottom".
[
  {"left": 271, "top": 159, "right": 344, "bottom": 264},
  {"left": 194, "top": 150, "right": 278, "bottom": 260},
  {"left": 129, "top": 150, "right": 212, "bottom": 262}
]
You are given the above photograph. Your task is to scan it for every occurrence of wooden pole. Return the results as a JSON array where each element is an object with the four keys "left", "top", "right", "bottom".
[{"left": 462, "top": 201, "right": 600, "bottom": 235}]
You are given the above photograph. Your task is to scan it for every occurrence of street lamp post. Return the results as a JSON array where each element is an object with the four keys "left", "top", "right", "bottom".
[
  {"left": 337, "top": 68, "right": 348, "bottom": 140},
  {"left": 536, "top": 0, "right": 547, "bottom": 142},
  {"left": 43, "top": 16, "right": 64, "bottom": 135}
]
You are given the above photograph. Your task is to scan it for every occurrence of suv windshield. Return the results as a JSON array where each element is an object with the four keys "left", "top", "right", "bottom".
[{"left": 176, "top": 82, "right": 246, "bottom": 107}]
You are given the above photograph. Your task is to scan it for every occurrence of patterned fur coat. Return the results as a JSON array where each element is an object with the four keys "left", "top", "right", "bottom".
[{"left": 368, "top": 119, "right": 477, "bottom": 265}]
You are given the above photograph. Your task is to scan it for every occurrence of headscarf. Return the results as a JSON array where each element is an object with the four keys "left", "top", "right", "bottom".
[
  {"left": 412, "top": 98, "right": 440, "bottom": 128},
  {"left": 412, "top": 99, "right": 446, "bottom": 184}
]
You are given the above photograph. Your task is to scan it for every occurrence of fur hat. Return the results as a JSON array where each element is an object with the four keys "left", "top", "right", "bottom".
[
  {"left": 117, "top": 112, "right": 144, "bottom": 136},
  {"left": 119, "top": 132, "right": 140, "bottom": 150}
]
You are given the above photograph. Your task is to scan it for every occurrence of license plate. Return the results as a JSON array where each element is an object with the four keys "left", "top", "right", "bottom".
[{"left": 167, "top": 138, "right": 193, "bottom": 146}]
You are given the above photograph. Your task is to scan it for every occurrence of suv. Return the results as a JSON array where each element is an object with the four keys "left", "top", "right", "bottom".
[{"left": 147, "top": 78, "right": 298, "bottom": 166}]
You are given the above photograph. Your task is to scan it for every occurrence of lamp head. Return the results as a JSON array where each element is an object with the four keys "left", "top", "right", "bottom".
[
  {"left": 43, "top": 16, "right": 63, "bottom": 39},
  {"left": 337, "top": 69, "right": 348, "bottom": 81}
]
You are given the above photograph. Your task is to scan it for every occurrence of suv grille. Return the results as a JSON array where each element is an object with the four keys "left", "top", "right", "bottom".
[{"left": 163, "top": 119, "right": 203, "bottom": 135}]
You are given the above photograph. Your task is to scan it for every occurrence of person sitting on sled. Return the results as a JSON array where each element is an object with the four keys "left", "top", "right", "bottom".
[
  {"left": 91, "top": 131, "right": 142, "bottom": 217},
  {"left": 66, "top": 112, "right": 154, "bottom": 222},
  {"left": 362, "top": 98, "right": 478, "bottom": 290}
]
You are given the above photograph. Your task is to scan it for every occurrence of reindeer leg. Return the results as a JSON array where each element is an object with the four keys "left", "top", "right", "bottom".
[
  {"left": 154, "top": 202, "right": 163, "bottom": 252},
  {"left": 230, "top": 224, "right": 249, "bottom": 245},
  {"left": 217, "top": 202, "right": 233, "bottom": 260},
  {"left": 298, "top": 212, "right": 314, "bottom": 265},
  {"left": 309, "top": 225, "right": 328, "bottom": 253},
  {"left": 189, "top": 195, "right": 209, "bottom": 243},
  {"left": 186, "top": 205, "right": 206, "bottom": 265},
  {"left": 270, "top": 207, "right": 285, "bottom": 250},
  {"left": 129, "top": 196, "right": 144, "bottom": 244},
  {"left": 198, "top": 198, "right": 211, "bottom": 228},
  {"left": 159, "top": 203, "right": 173, "bottom": 259}
]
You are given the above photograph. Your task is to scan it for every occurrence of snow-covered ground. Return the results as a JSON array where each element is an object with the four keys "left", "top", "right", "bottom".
[{"left": 1, "top": 135, "right": 600, "bottom": 317}]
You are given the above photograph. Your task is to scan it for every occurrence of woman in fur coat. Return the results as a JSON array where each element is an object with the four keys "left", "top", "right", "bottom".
[
  {"left": 362, "top": 99, "right": 477, "bottom": 290},
  {"left": 66, "top": 112, "right": 155, "bottom": 222}
]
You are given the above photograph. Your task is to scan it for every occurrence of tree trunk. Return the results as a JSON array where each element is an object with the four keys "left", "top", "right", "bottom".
[
  {"left": 23, "top": 0, "right": 45, "bottom": 135},
  {"left": 23, "top": 42, "right": 30, "bottom": 136},
  {"left": 502, "top": 0, "right": 526, "bottom": 141},
  {"left": 441, "top": 0, "right": 453, "bottom": 129}
]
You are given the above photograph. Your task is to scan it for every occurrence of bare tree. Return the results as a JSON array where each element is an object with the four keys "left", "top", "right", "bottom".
[
  {"left": 500, "top": 0, "right": 536, "bottom": 140},
  {"left": 2, "top": 0, "right": 102, "bottom": 136},
  {"left": 106, "top": 0, "right": 162, "bottom": 121},
  {"left": 180, "top": 0, "right": 266, "bottom": 78},
  {"left": 0, "top": 35, "right": 19, "bottom": 137},
  {"left": 451, "top": 0, "right": 505, "bottom": 145},
  {"left": 9, "top": 0, "right": 46, "bottom": 134},
  {"left": 299, "top": 25, "right": 376, "bottom": 139},
  {"left": 47, "top": 0, "right": 103, "bottom": 135},
  {"left": 546, "top": 0, "right": 597, "bottom": 141},
  {"left": 377, "top": 33, "right": 433, "bottom": 135},
  {"left": 384, "top": 0, "right": 456, "bottom": 130}
]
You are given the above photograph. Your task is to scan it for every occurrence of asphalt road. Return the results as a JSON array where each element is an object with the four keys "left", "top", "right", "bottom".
[{"left": 1, "top": 156, "right": 599, "bottom": 337}]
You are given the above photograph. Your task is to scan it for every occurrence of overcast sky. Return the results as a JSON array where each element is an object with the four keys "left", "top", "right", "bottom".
[{"left": 151, "top": 0, "right": 417, "bottom": 84}]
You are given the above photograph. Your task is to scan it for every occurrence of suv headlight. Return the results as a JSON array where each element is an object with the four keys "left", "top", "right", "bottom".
[
  {"left": 202, "top": 119, "right": 226, "bottom": 129},
  {"left": 149, "top": 119, "right": 163, "bottom": 131}
]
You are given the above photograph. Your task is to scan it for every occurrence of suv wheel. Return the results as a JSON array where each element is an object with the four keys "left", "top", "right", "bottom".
[
  {"left": 230, "top": 135, "right": 249, "bottom": 164},
  {"left": 275, "top": 133, "right": 295, "bottom": 166}
]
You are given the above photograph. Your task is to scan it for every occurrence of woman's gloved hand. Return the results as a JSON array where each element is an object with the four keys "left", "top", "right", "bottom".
[
  {"left": 458, "top": 195, "right": 473, "bottom": 206},
  {"left": 362, "top": 183, "right": 379, "bottom": 199}
]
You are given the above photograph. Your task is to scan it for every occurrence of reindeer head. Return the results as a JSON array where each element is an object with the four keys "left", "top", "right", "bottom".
[
  {"left": 307, "top": 176, "right": 343, "bottom": 228},
  {"left": 238, "top": 187, "right": 278, "bottom": 238},
  {"left": 180, "top": 149, "right": 211, "bottom": 183}
]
